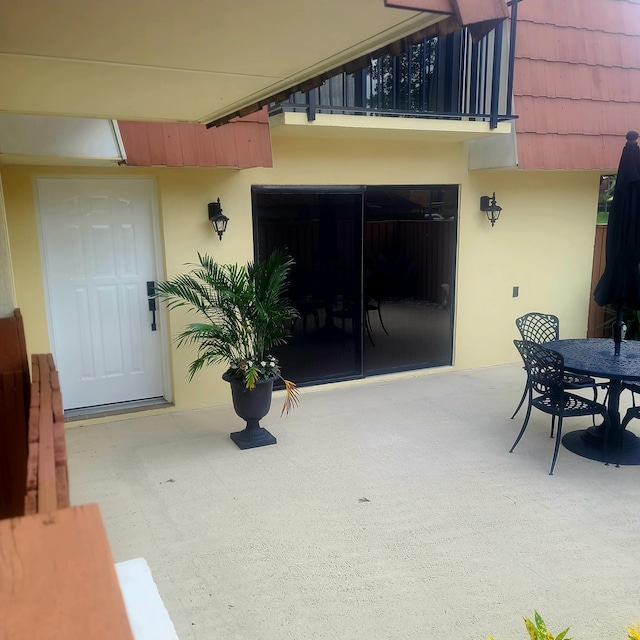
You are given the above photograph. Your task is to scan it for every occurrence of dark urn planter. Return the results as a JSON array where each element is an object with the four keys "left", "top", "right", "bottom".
[{"left": 223, "top": 371, "right": 277, "bottom": 450}]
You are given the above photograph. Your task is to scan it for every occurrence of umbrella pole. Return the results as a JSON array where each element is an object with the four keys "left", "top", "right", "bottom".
[{"left": 614, "top": 303, "right": 624, "bottom": 356}]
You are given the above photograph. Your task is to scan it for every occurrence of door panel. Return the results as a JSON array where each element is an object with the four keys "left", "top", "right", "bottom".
[
  {"left": 363, "top": 186, "right": 457, "bottom": 374},
  {"left": 254, "top": 190, "right": 363, "bottom": 385},
  {"left": 37, "top": 178, "right": 164, "bottom": 410}
]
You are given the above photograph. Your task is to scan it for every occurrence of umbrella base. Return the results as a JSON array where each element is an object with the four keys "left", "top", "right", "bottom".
[{"left": 562, "top": 426, "right": 640, "bottom": 466}]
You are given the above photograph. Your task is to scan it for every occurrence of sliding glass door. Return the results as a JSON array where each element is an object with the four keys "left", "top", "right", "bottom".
[
  {"left": 253, "top": 188, "right": 364, "bottom": 385},
  {"left": 253, "top": 185, "right": 457, "bottom": 386},
  {"left": 363, "top": 186, "right": 456, "bottom": 375}
]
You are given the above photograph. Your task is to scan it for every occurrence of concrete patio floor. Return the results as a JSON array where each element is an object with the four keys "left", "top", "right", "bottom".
[{"left": 67, "top": 364, "right": 640, "bottom": 640}]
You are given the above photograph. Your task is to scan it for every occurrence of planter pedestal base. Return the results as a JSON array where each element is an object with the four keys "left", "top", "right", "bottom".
[
  {"left": 223, "top": 372, "right": 277, "bottom": 450},
  {"left": 230, "top": 421, "right": 277, "bottom": 450}
]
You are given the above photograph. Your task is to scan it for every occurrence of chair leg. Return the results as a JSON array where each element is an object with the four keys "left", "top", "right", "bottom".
[
  {"left": 365, "top": 309, "right": 373, "bottom": 332},
  {"left": 511, "top": 383, "right": 528, "bottom": 420},
  {"left": 510, "top": 402, "right": 533, "bottom": 453},
  {"left": 591, "top": 387, "right": 598, "bottom": 427},
  {"left": 602, "top": 411, "right": 611, "bottom": 467},
  {"left": 549, "top": 415, "right": 564, "bottom": 475},
  {"left": 617, "top": 413, "right": 632, "bottom": 468},
  {"left": 377, "top": 304, "right": 389, "bottom": 336},
  {"left": 550, "top": 415, "right": 556, "bottom": 438}
]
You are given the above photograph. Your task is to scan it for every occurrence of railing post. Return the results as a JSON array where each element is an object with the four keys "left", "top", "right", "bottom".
[
  {"left": 307, "top": 89, "right": 317, "bottom": 122},
  {"left": 489, "top": 22, "right": 504, "bottom": 129},
  {"left": 468, "top": 34, "right": 479, "bottom": 120},
  {"left": 353, "top": 69, "right": 365, "bottom": 110}
]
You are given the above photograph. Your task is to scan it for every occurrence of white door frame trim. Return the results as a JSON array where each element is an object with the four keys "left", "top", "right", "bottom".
[{"left": 33, "top": 174, "right": 172, "bottom": 406}]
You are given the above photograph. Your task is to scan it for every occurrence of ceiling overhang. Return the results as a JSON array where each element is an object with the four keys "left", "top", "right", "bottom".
[
  {"left": 385, "top": 0, "right": 508, "bottom": 40},
  {"left": 0, "top": 0, "right": 508, "bottom": 127}
]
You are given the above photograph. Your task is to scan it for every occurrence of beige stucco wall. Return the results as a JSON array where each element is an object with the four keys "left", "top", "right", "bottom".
[
  {"left": 461, "top": 168, "right": 600, "bottom": 366},
  {"left": 0, "top": 133, "right": 601, "bottom": 414}
]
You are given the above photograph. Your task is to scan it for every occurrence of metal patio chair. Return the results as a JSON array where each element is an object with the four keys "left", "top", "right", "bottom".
[
  {"left": 619, "top": 403, "right": 640, "bottom": 468},
  {"left": 511, "top": 312, "right": 603, "bottom": 422},
  {"left": 510, "top": 340, "right": 611, "bottom": 475},
  {"left": 363, "top": 266, "right": 390, "bottom": 347},
  {"left": 364, "top": 296, "right": 389, "bottom": 346},
  {"left": 622, "top": 380, "right": 640, "bottom": 405}
]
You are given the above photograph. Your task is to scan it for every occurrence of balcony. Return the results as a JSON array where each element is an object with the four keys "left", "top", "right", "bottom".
[{"left": 269, "top": 19, "right": 518, "bottom": 141}]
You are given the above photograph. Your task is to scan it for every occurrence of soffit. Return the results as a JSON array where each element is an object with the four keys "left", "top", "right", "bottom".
[
  {"left": 385, "top": 0, "right": 508, "bottom": 39},
  {"left": 0, "top": 0, "right": 447, "bottom": 124}
]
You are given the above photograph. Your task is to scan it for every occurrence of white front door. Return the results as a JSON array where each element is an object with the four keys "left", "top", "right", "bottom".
[{"left": 36, "top": 178, "right": 165, "bottom": 410}]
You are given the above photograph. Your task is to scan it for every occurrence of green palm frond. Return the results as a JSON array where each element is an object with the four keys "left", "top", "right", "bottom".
[{"left": 156, "top": 251, "right": 299, "bottom": 405}]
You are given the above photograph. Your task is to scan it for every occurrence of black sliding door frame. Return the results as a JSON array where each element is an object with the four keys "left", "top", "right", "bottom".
[{"left": 252, "top": 184, "right": 458, "bottom": 387}]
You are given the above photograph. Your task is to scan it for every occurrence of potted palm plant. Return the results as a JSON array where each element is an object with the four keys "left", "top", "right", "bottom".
[{"left": 155, "top": 249, "right": 299, "bottom": 449}]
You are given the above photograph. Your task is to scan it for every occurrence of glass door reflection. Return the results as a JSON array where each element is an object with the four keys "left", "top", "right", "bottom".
[
  {"left": 253, "top": 185, "right": 457, "bottom": 386},
  {"left": 363, "top": 186, "right": 457, "bottom": 374},
  {"left": 253, "top": 189, "right": 363, "bottom": 385}
]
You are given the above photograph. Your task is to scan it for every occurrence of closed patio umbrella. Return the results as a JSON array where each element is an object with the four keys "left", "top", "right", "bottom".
[{"left": 593, "top": 130, "right": 640, "bottom": 355}]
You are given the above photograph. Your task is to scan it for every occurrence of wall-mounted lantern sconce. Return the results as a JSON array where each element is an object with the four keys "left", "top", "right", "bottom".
[
  {"left": 480, "top": 192, "right": 502, "bottom": 227},
  {"left": 208, "top": 198, "right": 229, "bottom": 240}
]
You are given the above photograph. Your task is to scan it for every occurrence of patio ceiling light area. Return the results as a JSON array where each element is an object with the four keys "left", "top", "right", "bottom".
[{"left": 0, "top": 0, "right": 446, "bottom": 124}]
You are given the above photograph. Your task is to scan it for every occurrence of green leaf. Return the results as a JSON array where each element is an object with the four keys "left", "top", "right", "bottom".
[
  {"left": 524, "top": 618, "right": 538, "bottom": 640},
  {"left": 534, "top": 612, "right": 547, "bottom": 634},
  {"left": 155, "top": 250, "right": 298, "bottom": 397}
]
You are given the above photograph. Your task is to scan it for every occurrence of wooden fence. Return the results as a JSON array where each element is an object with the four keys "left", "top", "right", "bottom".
[
  {"left": 0, "top": 310, "right": 70, "bottom": 517},
  {"left": 24, "top": 354, "right": 69, "bottom": 515},
  {"left": 0, "top": 308, "right": 135, "bottom": 638},
  {"left": 587, "top": 225, "right": 608, "bottom": 338},
  {"left": 0, "top": 309, "right": 30, "bottom": 519}
]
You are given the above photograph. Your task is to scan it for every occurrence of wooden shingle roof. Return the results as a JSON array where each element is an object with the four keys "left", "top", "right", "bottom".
[
  {"left": 514, "top": 0, "right": 640, "bottom": 170},
  {"left": 117, "top": 109, "right": 272, "bottom": 169}
]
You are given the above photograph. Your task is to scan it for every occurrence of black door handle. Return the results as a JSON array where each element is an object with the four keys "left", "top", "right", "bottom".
[{"left": 147, "top": 281, "right": 157, "bottom": 331}]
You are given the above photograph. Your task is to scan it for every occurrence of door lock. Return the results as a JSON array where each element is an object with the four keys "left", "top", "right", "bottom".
[{"left": 147, "top": 281, "right": 157, "bottom": 331}]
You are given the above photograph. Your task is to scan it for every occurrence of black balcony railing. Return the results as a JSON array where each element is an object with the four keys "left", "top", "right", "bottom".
[{"left": 270, "top": 11, "right": 518, "bottom": 129}]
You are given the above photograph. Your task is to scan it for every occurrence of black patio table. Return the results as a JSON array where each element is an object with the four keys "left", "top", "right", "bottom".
[{"left": 544, "top": 338, "right": 640, "bottom": 465}]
